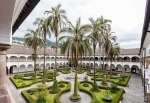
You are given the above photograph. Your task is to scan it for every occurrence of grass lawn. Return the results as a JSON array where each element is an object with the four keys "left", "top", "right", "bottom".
[{"left": 79, "top": 82, "right": 124, "bottom": 103}]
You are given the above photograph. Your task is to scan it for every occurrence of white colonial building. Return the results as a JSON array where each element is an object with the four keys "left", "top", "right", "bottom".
[{"left": 6, "top": 45, "right": 140, "bottom": 75}]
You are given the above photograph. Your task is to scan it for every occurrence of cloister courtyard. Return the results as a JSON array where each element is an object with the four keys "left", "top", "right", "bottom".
[{"left": 5, "top": 68, "right": 144, "bottom": 103}]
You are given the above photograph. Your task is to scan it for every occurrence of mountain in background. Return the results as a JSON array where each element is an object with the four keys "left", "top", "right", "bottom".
[{"left": 12, "top": 37, "right": 55, "bottom": 47}]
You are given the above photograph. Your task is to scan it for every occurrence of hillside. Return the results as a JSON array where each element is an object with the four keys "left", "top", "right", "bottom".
[{"left": 12, "top": 37, "right": 54, "bottom": 46}]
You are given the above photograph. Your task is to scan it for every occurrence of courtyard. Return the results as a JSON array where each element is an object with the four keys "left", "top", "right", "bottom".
[{"left": 6, "top": 70, "right": 144, "bottom": 103}]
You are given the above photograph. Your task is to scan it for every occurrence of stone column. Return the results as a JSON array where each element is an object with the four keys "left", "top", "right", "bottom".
[{"left": 0, "top": 44, "right": 11, "bottom": 86}]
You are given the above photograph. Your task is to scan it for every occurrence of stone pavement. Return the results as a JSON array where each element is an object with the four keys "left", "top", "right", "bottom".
[{"left": 6, "top": 72, "right": 144, "bottom": 103}]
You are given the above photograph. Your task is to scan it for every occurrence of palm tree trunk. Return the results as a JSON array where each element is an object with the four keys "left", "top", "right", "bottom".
[
  {"left": 110, "top": 61, "right": 112, "bottom": 77},
  {"left": 34, "top": 51, "right": 37, "bottom": 74},
  {"left": 43, "top": 35, "right": 46, "bottom": 84},
  {"left": 55, "top": 36, "right": 58, "bottom": 80},
  {"left": 102, "top": 47, "right": 105, "bottom": 75},
  {"left": 93, "top": 43, "right": 96, "bottom": 84},
  {"left": 99, "top": 46, "right": 102, "bottom": 71},
  {"left": 74, "top": 44, "right": 78, "bottom": 96}
]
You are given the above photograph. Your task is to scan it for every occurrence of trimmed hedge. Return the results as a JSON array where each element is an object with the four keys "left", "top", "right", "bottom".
[
  {"left": 9, "top": 76, "right": 54, "bottom": 89},
  {"left": 21, "top": 90, "right": 36, "bottom": 103},
  {"left": 21, "top": 81, "right": 71, "bottom": 103},
  {"left": 78, "top": 81, "right": 124, "bottom": 103},
  {"left": 54, "top": 81, "right": 71, "bottom": 103}
]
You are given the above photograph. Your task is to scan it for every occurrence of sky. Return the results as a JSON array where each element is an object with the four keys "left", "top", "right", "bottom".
[{"left": 13, "top": 0, "right": 146, "bottom": 49}]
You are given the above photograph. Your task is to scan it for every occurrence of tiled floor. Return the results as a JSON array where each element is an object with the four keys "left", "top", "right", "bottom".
[{"left": 6, "top": 72, "right": 144, "bottom": 103}]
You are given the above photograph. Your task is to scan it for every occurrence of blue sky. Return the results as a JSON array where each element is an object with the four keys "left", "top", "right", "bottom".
[{"left": 13, "top": 0, "right": 146, "bottom": 48}]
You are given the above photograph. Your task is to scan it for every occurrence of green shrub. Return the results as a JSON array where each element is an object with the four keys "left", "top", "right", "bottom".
[
  {"left": 14, "top": 74, "right": 24, "bottom": 79},
  {"left": 36, "top": 97, "right": 46, "bottom": 103},
  {"left": 110, "top": 84, "right": 118, "bottom": 93},
  {"left": 50, "top": 80, "right": 60, "bottom": 94},
  {"left": 102, "top": 94, "right": 112, "bottom": 102}
]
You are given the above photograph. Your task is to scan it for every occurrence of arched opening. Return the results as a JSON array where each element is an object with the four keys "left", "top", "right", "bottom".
[
  {"left": 19, "top": 65, "right": 26, "bottom": 73},
  {"left": 110, "top": 64, "right": 115, "bottom": 71},
  {"left": 123, "top": 65, "right": 130, "bottom": 72},
  {"left": 37, "top": 57, "right": 40, "bottom": 62},
  {"left": 46, "top": 63, "right": 50, "bottom": 69},
  {"left": 131, "top": 57, "right": 140, "bottom": 62},
  {"left": 101, "top": 57, "right": 104, "bottom": 61},
  {"left": 95, "top": 63, "right": 98, "bottom": 69},
  {"left": 40, "top": 57, "right": 44, "bottom": 62},
  {"left": 117, "top": 57, "right": 122, "bottom": 62},
  {"left": 6, "top": 56, "right": 8, "bottom": 62},
  {"left": 105, "top": 64, "right": 109, "bottom": 70},
  {"left": 83, "top": 57, "right": 85, "bottom": 61},
  {"left": 105, "top": 57, "right": 109, "bottom": 61},
  {"left": 27, "top": 56, "right": 32, "bottom": 62},
  {"left": 90, "top": 57, "right": 94, "bottom": 61},
  {"left": 95, "top": 57, "right": 98, "bottom": 61},
  {"left": 46, "top": 57, "right": 50, "bottom": 61},
  {"left": 51, "top": 57, "right": 55, "bottom": 60},
  {"left": 116, "top": 64, "right": 123, "bottom": 72},
  {"left": 10, "top": 56, "right": 18, "bottom": 62},
  {"left": 40, "top": 64, "right": 44, "bottom": 70},
  {"left": 10, "top": 65, "right": 18, "bottom": 74},
  {"left": 19, "top": 56, "right": 26, "bottom": 62},
  {"left": 27, "top": 64, "right": 34, "bottom": 72},
  {"left": 86, "top": 63, "right": 89, "bottom": 68},
  {"left": 131, "top": 65, "right": 140, "bottom": 73},
  {"left": 91, "top": 63, "right": 93, "bottom": 68},
  {"left": 123, "top": 57, "right": 130, "bottom": 62},
  {"left": 51, "top": 63, "right": 55, "bottom": 69},
  {"left": 86, "top": 57, "right": 89, "bottom": 61}
]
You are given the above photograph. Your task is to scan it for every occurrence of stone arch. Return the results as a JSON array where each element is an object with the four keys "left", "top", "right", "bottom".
[
  {"left": 95, "top": 63, "right": 98, "bottom": 69},
  {"left": 116, "top": 64, "right": 123, "bottom": 71},
  {"left": 51, "top": 57, "right": 55, "bottom": 60},
  {"left": 46, "top": 57, "right": 50, "bottom": 61},
  {"left": 46, "top": 63, "right": 50, "bottom": 69},
  {"left": 10, "top": 56, "right": 18, "bottom": 62},
  {"left": 95, "top": 57, "right": 98, "bottom": 61},
  {"left": 19, "top": 65, "right": 26, "bottom": 73},
  {"left": 27, "top": 56, "right": 32, "bottom": 62},
  {"left": 40, "top": 57, "right": 44, "bottom": 61},
  {"left": 131, "top": 65, "right": 140, "bottom": 73},
  {"left": 91, "top": 63, "right": 93, "bottom": 68},
  {"left": 40, "top": 64, "right": 44, "bottom": 70},
  {"left": 10, "top": 65, "right": 18, "bottom": 74},
  {"left": 51, "top": 63, "right": 55, "bottom": 69},
  {"left": 105, "top": 64, "right": 109, "bottom": 70},
  {"left": 90, "top": 57, "right": 94, "bottom": 61},
  {"left": 117, "top": 57, "right": 123, "bottom": 62},
  {"left": 110, "top": 64, "right": 115, "bottom": 71},
  {"left": 131, "top": 56, "right": 140, "bottom": 62},
  {"left": 123, "top": 56, "right": 130, "bottom": 62},
  {"left": 37, "top": 57, "right": 40, "bottom": 62},
  {"left": 105, "top": 57, "right": 109, "bottom": 61},
  {"left": 123, "top": 65, "right": 130, "bottom": 72},
  {"left": 27, "top": 64, "right": 34, "bottom": 72},
  {"left": 19, "top": 56, "right": 26, "bottom": 62}
]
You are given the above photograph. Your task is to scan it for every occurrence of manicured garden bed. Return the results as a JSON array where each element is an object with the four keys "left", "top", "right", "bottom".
[
  {"left": 79, "top": 81, "right": 124, "bottom": 103},
  {"left": 10, "top": 71, "right": 59, "bottom": 88},
  {"left": 21, "top": 81, "right": 71, "bottom": 103}
]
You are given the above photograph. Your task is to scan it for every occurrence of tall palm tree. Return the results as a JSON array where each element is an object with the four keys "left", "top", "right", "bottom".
[
  {"left": 59, "top": 18, "right": 91, "bottom": 100},
  {"left": 98, "top": 16, "right": 111, "bottom": 72},
  {"left": 89, "top": 17, "right": 102, "bottom": 92},
  {"left": 24, "top": 29, "right": 44, "bottom": 74},
  {"left": 109, "top": 42, "right": 120, "bottom": 76},
  {"left": 103, "top": 30, "right": 117, "bottom": 77},
  {"left": 45, "top": 4, "right": 67, "bottom": 80},
  {"left": 33, "top": 17, "right": 51, "bottom": 84}
]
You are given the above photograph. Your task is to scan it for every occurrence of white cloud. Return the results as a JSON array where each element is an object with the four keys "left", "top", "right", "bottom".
[{"left": 13, "top": 0, "right": 146, "bottom": 48}]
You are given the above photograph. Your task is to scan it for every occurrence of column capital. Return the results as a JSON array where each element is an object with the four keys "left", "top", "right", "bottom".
[{"left": 0, "top": 43, "right": 11, "bottom": 54}]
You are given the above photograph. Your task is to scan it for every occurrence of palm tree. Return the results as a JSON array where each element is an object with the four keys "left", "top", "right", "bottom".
[
  {"left": 24, "top": 29, "right": 44, "bottom": 74},
  {"left": 59, "top": 18, "right": 91, "bottom": 100},
  {"left": 33, "top": 17, "right": 51, "bottom": 84},
  {"left": 103, "top": 30, "right": 117, "bottom": 78},
  {"left": 45, "top": 4, "right": 67, "bottom": 79},
  {"left": 97, "top": 16, "right": 111, "bottom": 73},
  {"left": 89, "top": 17, "right": 102, "bottom": 92},
  {"left": 109, "top": 42, "right": 120, "bottom": 76}
]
